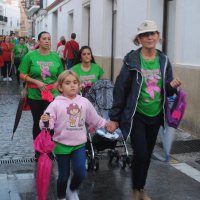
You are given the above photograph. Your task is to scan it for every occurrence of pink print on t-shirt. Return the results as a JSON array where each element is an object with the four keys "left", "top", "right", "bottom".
[{"left": 37, "top": 62, "right": 52, "bottom": 79}]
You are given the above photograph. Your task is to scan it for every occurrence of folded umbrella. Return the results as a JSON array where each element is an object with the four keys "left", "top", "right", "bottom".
[
  {"left": 34, "top": 120, "right": 55, "bottom": 200},
  {"left": 11, "top": 87, "right": 30, "bottom": 140}
]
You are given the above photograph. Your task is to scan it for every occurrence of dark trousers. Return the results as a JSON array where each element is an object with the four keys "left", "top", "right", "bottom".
[
  {"left": 2, "top": 61, "right": 11, "bottom": 78},
  {"left": 14, "top": 58, "right": 21, "bottom": 83},
  {"left": 56, "top": 147, "right": 86, "bottom": 199},
  {"left": 28, "top": 99, "right": 50, "bottom": 140},
  {"left": 130, "top": 112, "right": 163, "bottom": 190}
]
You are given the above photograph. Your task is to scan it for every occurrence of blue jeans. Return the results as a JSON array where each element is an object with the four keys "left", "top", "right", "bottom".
[
  {"left": 56, "top": 146, "right": 86, "bottom": 198},
  {"left": 66, "top": 59, "right": 75, "bottom": 69}
]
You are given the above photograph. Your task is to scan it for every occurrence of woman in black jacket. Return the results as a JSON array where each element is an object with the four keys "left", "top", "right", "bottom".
[{"left": 108, "top": 20, "right": 181, "bottom": 200}]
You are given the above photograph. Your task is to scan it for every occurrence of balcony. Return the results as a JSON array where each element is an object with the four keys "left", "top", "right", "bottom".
[
  {"left": 4, "top": 16, "right": 8, "bottom": 22},
  {"left": 0, "top": 15, "right": 7, "bottom": 24},
  {"left": 21, "top": 0, "right": 43, "bottom": 16}
]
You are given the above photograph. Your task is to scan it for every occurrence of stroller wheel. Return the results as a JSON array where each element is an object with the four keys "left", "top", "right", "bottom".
[
  {"left": 119, "top": 156, "right": 127, "bottom": 169},
  {"left": 108, "top": 150, "right": 115, "bottom": 164},
  {"left": 86, "top": 157, "right": 99, "bottom": 171},
  {"left": 126, "top": 155, "right": 133, "bottom": 168},
  {"left": 94, "top": 158, "right": 99, "bottom": 171}
]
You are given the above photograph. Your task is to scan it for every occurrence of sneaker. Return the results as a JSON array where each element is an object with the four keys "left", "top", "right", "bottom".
[
  {"left": 132, "top": 189, "right": 141, "bottom": 200},
  {"left": 8, "top": 77, "right": 12, "bottom": 81},
  {"left": 57, "top": 198, "right": 66, "bottom": 200},
  {"left": 140, "top": 189, "right": 151, "bottom": 200},
  {"left": 3, "top": 77, "right": 7, "bottom": 81},
  {"left": 67, "top": 177, "right": 79, "bottom": 200}
]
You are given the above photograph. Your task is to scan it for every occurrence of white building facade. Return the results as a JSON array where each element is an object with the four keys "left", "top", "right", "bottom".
[
  {"left": 0, "top": 0, "right": 20, "bottom": 36},
  {"left": 32, "top": 0, "right": 200, "bottom": 138}
]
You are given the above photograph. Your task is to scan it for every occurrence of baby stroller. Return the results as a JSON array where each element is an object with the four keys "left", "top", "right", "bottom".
[{"left": 85, "top": 79, "right": 132, "bottom": 171}]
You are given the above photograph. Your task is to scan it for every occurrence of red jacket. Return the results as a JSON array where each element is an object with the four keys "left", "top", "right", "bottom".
[{"left": 1, "top": 42, "right": 14, "bottom": 62}]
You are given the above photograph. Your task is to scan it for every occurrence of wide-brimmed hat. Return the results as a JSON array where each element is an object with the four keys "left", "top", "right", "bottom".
[{"left": 133, "top": 20, "right": 158, "bottom": 45}]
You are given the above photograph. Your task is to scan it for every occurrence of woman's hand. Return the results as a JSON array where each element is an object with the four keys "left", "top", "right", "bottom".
[
  {"left": 170, "top": 78, "right": 181, "bottom": 89},
  {"left": 40, "top": 113, "right": 50, "bottom": 122},
  {"left": 36, "top": 80, "right": 47, "bottom": 91},
  {"left": 105, "top": 121, "right": 119, "bottom": 133}
]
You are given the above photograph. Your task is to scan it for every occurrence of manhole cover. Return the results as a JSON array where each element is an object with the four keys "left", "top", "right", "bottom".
[
  {"left": 0, "top": 158, "right": 34, "bottom": 165},
  {"left": 158, "top": 139, "right": 200, "bottom": 154}
]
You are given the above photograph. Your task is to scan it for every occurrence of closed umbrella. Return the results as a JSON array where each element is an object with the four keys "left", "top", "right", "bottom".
[
  {"left": 11, "top": 87, "right": 30, "bottom": 139},
  {"left": 159, "top": 126, "right": 175, "bottom": 161},
  {"left": 34, "top": 122, "right": 55, "bottom": 200}
]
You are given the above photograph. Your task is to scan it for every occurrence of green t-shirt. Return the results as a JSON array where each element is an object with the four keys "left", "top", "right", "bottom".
[
  {"left": 19, "top": 50, "right": 64, "bottom": 100},
  {"left": 72, "top": 63, "right": 104, "bottom": 84},
  {"left": 12, "top": 44, "right": 28, "bottom": 59},
  {"left": 136, "top": 55, "right": 163, "bottom": 117},
  {"left": 54, "top": 142, "right": 85, "bottom": 154}
]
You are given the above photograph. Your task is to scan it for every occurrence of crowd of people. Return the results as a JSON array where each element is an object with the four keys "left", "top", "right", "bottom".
[
  {"left": 1, "top": 20, "right": 182, "bottom": 200},
  {"left": 0, "top": 33, "right": 37, "bottom": 84}
]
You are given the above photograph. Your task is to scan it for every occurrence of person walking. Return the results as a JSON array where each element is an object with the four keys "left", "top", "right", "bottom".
[
  {"left": 56, "top": 39, "right": 66, "bottom": 69},
  {"left": 18, "top": 31, "right": 64, "bottom": 153},
  {"left": 72, "top": 45, "right": 104, "bottom": 94},
  {"left": 40, "top": 70, "right": 113, "bottom": 200},
  {"left": 107, "top": 20, "right": 181, "bottom": 200},
  {"left": 56, "top": 36, "right": 66, "bottom": 51},
  {"left": 11, "top": 37, "right": 29, "bottom": 85},
  {"left": 1, "top": 35, "right": 14, "bottom": 81},
  {"left": 64, "top": 33, "right": 79, "bottom": 69}
]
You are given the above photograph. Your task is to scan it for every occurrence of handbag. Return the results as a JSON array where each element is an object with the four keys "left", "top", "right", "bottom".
[{"left": 166, "top": 89, "right": 187, "bottom": 128}]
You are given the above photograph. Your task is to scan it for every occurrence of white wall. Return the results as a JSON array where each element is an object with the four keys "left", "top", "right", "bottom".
[
  {"left": 175, "top": 0, "right": 200, "bottom": 66},
  {"left": 35, "top": 0, "right": 200, "bottom": 68},
  {"left": 0, "top": 3, "right": 20, "bottom": 35}
]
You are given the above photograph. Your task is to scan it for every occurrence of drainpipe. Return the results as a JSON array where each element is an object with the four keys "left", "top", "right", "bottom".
[
  {"left": 162, "top": 0, "right": 168, "bottom": 53},
  {"left": 110, "top": 0, "right": 115, "bottom": 81}
]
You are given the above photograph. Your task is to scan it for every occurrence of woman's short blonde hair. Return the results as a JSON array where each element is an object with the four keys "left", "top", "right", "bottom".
[{"left": 55, "top": 70, "right": 80, "bottom": 93}]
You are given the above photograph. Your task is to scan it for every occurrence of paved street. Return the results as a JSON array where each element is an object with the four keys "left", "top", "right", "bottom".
[{"left": 0, "top": 78, "right": 200, "bottom": 200}]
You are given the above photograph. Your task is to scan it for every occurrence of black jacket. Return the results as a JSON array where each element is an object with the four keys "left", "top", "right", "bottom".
[{"left": 109, "top": 48, "right": 176, "bottom": 140}]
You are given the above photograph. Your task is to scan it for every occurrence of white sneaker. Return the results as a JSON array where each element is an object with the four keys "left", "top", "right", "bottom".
[
  {"left": 8, "top": 77, "right": 12, "bottom": 81},
  {"left": 3, "top": 77, "right": 7, "bottom": 81},
  {"left": 67, "top": 177, "right": 79, "bottom": 200},
  {"left": 57, "top": 198, "right": 66, "bottom": 200}
]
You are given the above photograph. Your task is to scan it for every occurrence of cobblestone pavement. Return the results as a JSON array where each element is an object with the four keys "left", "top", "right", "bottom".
[
  {"left": 0, "top": 78, "right": 200, "bottom": 200},
  {"left": 0, "top": 80, "right": 34, "bottom": 161}
]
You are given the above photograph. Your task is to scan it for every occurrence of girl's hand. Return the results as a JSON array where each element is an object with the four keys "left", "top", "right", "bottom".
[
  {"left": 105, "top": 121, "right": 119, "bottom": 133},
  {"left": 41, "top": 114, "right": 50, "bottom": 122},
  {"left": 170, "top": 78, "right": 181, "bottom": 89}
]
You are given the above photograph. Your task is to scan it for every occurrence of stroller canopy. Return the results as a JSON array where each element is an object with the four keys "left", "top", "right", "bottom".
[{"left": 85, "top": 79, "right": 114, "bottom": 112}]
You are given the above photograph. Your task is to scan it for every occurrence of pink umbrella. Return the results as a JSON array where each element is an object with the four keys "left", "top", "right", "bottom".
[{"left": 34, "top": 128, "right": 55, "bottom": 200}]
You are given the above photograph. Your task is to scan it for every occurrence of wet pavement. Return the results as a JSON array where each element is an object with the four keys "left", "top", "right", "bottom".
[{"left": 0, "top": 77, "right": 200, "bottom": 200}]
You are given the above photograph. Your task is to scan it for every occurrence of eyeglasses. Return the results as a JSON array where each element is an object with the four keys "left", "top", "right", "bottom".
[{"left": 139, "top": 32, "right": 157, "bottom": 37}]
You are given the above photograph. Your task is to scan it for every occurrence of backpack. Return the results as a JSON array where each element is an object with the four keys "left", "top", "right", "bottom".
[{"left": 166, "top": 89, "right": 187, "bottom": 128}]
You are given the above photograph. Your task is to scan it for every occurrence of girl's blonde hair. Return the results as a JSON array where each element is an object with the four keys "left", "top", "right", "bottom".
[{"left": 55, "top": 70, "right": 80, "bottom": 94}]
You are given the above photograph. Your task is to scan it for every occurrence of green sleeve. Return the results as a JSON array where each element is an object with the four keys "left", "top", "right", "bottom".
[
  {"left": 99, "top": 66, "right": 104, "bottom": 78},
  {"left": 56, "top": 55, "right": 64, "bottom": 75},
  {"left": 18, "top": 53, "right": 31, "bottom": 74}
]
